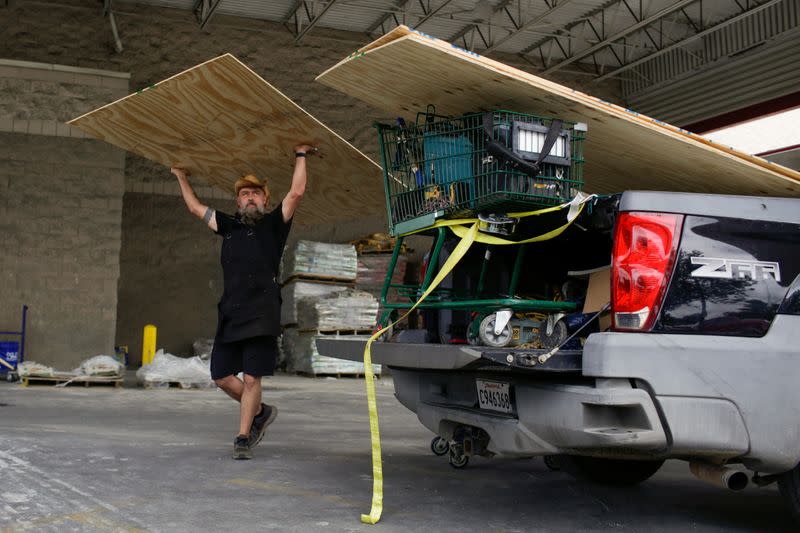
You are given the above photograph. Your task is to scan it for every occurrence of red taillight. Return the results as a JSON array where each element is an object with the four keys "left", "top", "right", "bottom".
[{"left": 611, "top": 212, "right": 683, "bottom": 331}]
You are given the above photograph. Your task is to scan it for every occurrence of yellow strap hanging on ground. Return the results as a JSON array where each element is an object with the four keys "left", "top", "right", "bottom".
[
  {"left": 360, "top": 223, "right": 479, "bottom": 524},
  {"left": 360, "top": 196, "right": 591, "bottom": 524}
]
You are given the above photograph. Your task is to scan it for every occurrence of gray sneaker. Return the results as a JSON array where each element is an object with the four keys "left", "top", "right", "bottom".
[
  {"left": 233, "top": 435, "right": 252, "bottom": 460},
  {"left": 248, "top": 404, "right": 278, "bottom": 447}
]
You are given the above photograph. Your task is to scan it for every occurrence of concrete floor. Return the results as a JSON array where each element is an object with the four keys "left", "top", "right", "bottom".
[{"left": 0, "top": 374, "right": 795, "bottom": 532}]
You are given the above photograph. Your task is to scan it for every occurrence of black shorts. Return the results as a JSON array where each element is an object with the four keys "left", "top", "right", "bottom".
[{"left": 210, "top": 335, "right": 278, "bottom": 380}]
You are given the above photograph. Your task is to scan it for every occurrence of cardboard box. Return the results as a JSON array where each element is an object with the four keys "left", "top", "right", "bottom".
[{"left": 583, "top": 267, "right": 611, "bottom": 331}]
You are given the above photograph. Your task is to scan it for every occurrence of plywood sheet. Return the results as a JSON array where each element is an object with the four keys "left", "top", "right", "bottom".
[
  {"left": 317, "top": 26, "right": 800, "bottom": 197},
  {"left": 69, "top": 54, "right": 385, "bottom": 224}
]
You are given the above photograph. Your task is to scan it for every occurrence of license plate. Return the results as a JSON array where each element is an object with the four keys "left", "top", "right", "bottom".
[{"left": 476, "top": 379, "right": 513, "bottom": 413}]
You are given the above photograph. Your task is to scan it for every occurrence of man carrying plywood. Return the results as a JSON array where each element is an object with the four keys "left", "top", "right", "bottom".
[{"left": 172, "top": 143, "right": 316, "bottom": 460}]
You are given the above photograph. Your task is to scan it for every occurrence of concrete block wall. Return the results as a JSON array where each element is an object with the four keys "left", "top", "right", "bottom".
[
  {"left": 1, "top": 1, "right": 623, "bottom": 364},
  {"left": 0, "top": 59, "right": 129, "bottom": 369},
  {"left": 115, "top": 192, "right": 229, "bottom": 366}
]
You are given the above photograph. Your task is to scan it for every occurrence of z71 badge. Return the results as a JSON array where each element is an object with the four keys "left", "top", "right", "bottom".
[{"left": 690, "top": 257, "right": 781, "bottom": 282}]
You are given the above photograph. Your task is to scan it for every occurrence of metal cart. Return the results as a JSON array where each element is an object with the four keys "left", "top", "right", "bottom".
[
  {"left": 373, "top": 107, "right": 588, "bottom": 348},
  {"left": 376, "top": 228, "right": 579, "bottom": 347},
  {"left": 0, "top": 305, "right": 28, "bottom": 382},
  {"left": 375, "top": 107, "right": 586, "bottom": 236}
]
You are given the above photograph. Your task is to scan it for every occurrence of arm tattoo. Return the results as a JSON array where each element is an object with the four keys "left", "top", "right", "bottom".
[{"left": 203, "top": 207, "right": 214, "bottom": 224}]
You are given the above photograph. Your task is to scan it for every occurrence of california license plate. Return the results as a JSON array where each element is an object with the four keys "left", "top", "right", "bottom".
[{"left": 476, "top": 379, "right": 513, "bottom": 413}]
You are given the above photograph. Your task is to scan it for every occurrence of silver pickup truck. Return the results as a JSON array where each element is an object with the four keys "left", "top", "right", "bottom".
[{"left": 318, "top": 191, "right": 800, "bottom": 523}]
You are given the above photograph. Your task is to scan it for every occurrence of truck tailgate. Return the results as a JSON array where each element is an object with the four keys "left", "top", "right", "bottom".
[{"left": 315, "top": 338, "right": 582, "bottom": 373}]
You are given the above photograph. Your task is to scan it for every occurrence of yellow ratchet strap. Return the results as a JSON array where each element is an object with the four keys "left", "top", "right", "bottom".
[
  {"left": 360, "top": 199, "right": 588, "bottom": 524},
  {"left": 360, "top": 222, "right": 479, "bottom": 524}
]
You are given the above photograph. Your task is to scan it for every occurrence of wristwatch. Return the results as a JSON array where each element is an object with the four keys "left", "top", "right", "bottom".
[{"left": 295, "top": 152, "right": 306, "bottom": 158}]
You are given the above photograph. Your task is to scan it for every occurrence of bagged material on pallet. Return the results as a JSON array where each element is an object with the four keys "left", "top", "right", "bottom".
[
  {"left": 280, "top": 240, "right": 358, "bottom": 282},
  {"left": 18, "top": 361, "right": 57, "bottom": 378},
  {"left": 78, "top": 355, "right": 123, "bottom": 377},
  {"left": 277, "top": 333, "right": 287, "bottom": 370},
  {"left": 136, "top": 349, "right": 213, "bottom": 388},
  {"left": 193, "top": 338, "right": 215, "bottom": 360},
  {"left": 296, "top": 289, "right": 379, "bottom": 331},
  {"left": 350, "top": 232, "right": 410, "bottom": 255},
  {"left": 282, "top": 328, "right": 380, "bottom": 376},
  {"left": 356, "top": 253, "right": 408, "bottom": 289},
  {"left": 281, "top": 280, "right": 349, "bottom": 326}
]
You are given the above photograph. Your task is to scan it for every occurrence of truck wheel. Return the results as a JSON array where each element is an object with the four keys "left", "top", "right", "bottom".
[
  {"left": 430, "top": 436, "right": 449, "bottom": 456},
  {"left": 562, "top": 456, "right": 664, "bottom": 486},
  {"left": 778, "top": 463, "right": 800, "bottom": 524}
]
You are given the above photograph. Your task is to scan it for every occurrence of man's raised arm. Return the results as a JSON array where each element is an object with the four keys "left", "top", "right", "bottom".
[
  {"left": 171, "top": 167, "right": 218, "bottom": 232},
  {"left": 282, "top": 144, "right": 317, "bottom": 223}
]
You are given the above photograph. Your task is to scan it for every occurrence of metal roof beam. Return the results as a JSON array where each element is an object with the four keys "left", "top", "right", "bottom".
[
  {"left": 366, "top": 0, "right": 411, "bottom": 35},
  {"left": 281, "top": 1, "right": 305, "bottom": 25},
  {"left": 594, "top": 0, "right": 784, "bottom": 83},
  {"left": 104, "top": 0, "right": 123, "bottom": 53},
  {"left": 292, "top": 0, "right": 340, "bottom": 42},
  {"left": 620, "top": 0, "right": 661, "bottom": 50},
  {"left": 413, "top": 0, "right": 455, "bottom": 30},
  {"left": 195, "top": 0, "right": 224, "bottom": 30},
  {"left": 447, "top": 0, "right": 514, "bottom": 46},
  {"left": 483, "top": 0, "right": 575, "bottom": 54},
  {"left": 540, "top": 0, "right": 696, "bottom": 74}
]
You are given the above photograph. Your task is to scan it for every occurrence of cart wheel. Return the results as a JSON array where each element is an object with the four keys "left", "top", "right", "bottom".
[
  {"left": 449, "top": 449, "right": 469, "bottom": 469},
  {"left": 543, "top": 455, "right": 561, "bottom": 471},
  {"left": 379, "top": 323, "right": 393, "bottom": 341},
  {"left": 540, "top": 319, "right": 568, "bottom": 350},
  {"left": 479, "top": 315, "right": 512, "bottom": 348},
  {"left": 431, "top": 436, "right": 449, "bottom": 456}
]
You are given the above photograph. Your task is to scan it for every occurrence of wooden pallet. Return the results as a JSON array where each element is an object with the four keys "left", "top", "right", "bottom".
[
  {"left": 354, "top": 243, "right": 407, "bottom": 255},
  {"left": 301, "top": 329, "right": 374, "bottom": 336},
  {"left": 142, "top": 380, "right": 215, "bottom": 390},
  {"left": 281, "top": 275, "right": 356, "bottom": 286},
  {"left": 351, "top": 233, "right": 411, "bottom": 255},
  {"left": 296, "top": 371, "right": 380, "bottom": 379},
  {"left": 356, "top": 247, "right": 396, "bottom": 255},
  {"left": 21, "top": 375, "right": 123, "bottom": 388}
]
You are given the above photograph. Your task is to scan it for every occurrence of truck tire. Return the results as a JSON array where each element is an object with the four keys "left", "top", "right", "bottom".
[
  {"left": 778, "top": 463, "right": 800, "bottom": 524},
  {"left": 562, "top": 456, "right": 664, "bottom": 486}
]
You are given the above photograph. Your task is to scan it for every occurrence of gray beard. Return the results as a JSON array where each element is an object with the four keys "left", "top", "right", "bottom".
[{"left": 238, "top": 204, "right": 266, "bottom": 226}]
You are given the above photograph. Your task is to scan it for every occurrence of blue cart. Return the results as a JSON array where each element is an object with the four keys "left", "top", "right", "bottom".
[{"left": 0, "top": 305, "right": 28, "bottom": 382}]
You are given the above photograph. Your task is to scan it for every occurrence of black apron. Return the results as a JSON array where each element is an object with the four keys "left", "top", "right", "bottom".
[{"left": 216, "top": 218, "right": 282, "bottom": 342}]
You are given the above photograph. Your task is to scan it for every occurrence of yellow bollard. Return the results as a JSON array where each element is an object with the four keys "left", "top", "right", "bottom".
[{"left": 141, "top": 324, "right": 157, "bottom": 366}]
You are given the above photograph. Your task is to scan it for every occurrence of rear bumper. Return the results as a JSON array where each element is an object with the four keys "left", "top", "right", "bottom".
[
  {"left": 583, "top": 314, "right": 800, "bottom": 473},
  {"left": 393, "top": 370, "right": 670, "bottom": 458},
  {"left": 317, "top": 315, "right": 800, "bottom": 472}
]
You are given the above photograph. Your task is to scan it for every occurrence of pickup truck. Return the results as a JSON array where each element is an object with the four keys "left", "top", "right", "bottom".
[{"left": 318, "top": 190, "right": 800, "bottom": 522}]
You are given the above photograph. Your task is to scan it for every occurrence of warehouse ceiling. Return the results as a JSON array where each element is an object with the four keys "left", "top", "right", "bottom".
[{"left": 115, "top": 0, "right": 799, "bottom": 128}]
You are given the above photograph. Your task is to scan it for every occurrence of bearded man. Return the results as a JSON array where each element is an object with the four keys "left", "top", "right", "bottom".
[{"left": 170, "top": 143, "right": 315, "bottom": 459}]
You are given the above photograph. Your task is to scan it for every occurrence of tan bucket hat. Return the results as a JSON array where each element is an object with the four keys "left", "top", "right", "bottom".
[{"left": 234, "top": 174, "right": 270, "bottom": 200}]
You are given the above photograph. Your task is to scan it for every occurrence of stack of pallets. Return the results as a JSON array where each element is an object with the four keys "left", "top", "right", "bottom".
[
  {"left": 352, "top": 233, "right": 409, "bottom": 306},
  {"left": 280, "top": 240, "right": 380, "bottom": 377}
]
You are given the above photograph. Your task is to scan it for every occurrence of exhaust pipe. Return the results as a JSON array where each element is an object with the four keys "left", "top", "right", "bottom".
[{"left": 690, "top": 462, "right": 748, "bottom": 491}]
